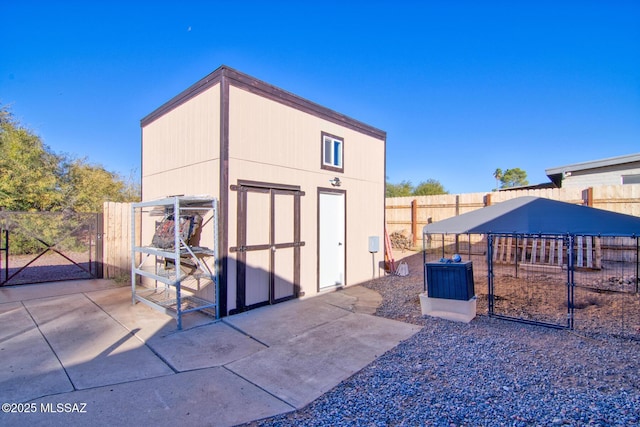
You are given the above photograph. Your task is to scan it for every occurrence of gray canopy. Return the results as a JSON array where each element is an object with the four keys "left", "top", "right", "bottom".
[{"left": 422, "top": 196, "right": 640, "bottom": 236}]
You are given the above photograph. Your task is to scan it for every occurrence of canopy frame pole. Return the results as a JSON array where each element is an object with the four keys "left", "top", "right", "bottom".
[
  {"left": 633, "top": 236, "right": 640, "bottom": 293},
  {"left": 566, "top": 234, "right": 575, "bottom": 329},
  {"left": 487, "top": 234, "right": 494, "bottom": 316}
]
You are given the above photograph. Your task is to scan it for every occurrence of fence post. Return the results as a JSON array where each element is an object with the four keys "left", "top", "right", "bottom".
[
  {"left": 636, "top": 236, "right": 640, "bottom": 293},
  {"left": 411, "top": 199, "right": 417, "bottom": 248},
  {"left": 0, "top": 228, "right": 7, "bottom": 284},
  {"left": 487, "top": 234, "right": 494, "bottom": 316},
  {"left": 455, "top": 195, "right": 460, "bottom": 253},
  {"left": 96, "top": 212, "right": 104, "bottom": 278},
  {"left": 567, "top": 235, "right": 575, "bottom": 329},
  {"left": 585, "top": 187, "right": 593, "bottom": 207}
]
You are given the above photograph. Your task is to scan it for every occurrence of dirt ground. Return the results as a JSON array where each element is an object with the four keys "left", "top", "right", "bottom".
[
  {"left": 389, "top": 248, "right": 640, "bottom": 340},
  {"left": 0, "top": 251, "right": 95, "bottom": 285}
]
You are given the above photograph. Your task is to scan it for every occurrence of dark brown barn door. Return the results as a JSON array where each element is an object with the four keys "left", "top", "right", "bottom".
[{"left": 231, "top": 182, "right": 304, "bottom": 313}]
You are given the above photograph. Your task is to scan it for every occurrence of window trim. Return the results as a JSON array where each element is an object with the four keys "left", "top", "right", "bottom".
[
  {"left": 622, "top": 174, "right": 640, "bottom": 185},
  {"left": 320, "top": 131, "right": 344, "bottom": 173}
]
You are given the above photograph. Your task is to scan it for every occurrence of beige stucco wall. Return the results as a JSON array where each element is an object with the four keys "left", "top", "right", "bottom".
[
  {"left": 226, "top": 85, "right": 385, "bottom": 312},
  {"left": 141, "top": 85, "right": 221, "bottom": 248},
  {"left": 142, "top": 84, "right": 221, "bottom": 199}
]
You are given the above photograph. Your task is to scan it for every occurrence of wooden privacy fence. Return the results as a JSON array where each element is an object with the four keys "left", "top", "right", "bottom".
[
  {"left": 103, "top": 202, "right": 137, "bottom": 279},
  {"left": 492, "top": 235, "right": 602, "bottom": 270},
  {"left": 102, "top": 185, "right": 639, "bottom": 280},
  {"left": 386, "top": 184, "right": 640, "bottom": 247}
]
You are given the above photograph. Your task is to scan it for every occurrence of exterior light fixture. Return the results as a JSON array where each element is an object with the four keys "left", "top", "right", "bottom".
[{"left": 329, "top": 177, "right": 342, "bottom": 187}]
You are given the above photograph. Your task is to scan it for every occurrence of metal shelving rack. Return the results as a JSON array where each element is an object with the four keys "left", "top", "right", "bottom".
[{"left": 131, "top": 196, "right": 219, "bottom": 330}]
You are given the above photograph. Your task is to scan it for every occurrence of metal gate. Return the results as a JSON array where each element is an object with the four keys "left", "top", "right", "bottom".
[
  {"left": 487, "top": 234, "right": 573, "bottom": 329},
  {"left": 0, "top": 211, "right": 103, "bottom": 286},
  {"left": 424, "top": 232, "right": 640, "bottom": 338}
]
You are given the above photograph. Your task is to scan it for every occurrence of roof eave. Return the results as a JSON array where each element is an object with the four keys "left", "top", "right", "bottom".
[
  {"left": 545, "top": 153, "right": 640, "bottom": 176},
  {"left": 140, "top": 65, "right": 386, "bottom": 140}
]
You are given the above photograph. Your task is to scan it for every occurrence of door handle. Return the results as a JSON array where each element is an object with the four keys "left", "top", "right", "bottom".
[{"left": 338, "top": 242, "right": 342, "bottom": 246}]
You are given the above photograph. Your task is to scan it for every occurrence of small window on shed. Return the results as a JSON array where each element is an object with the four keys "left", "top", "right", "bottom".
[
  {"left": 321, "top": 132, "right": 344, "bottom": 172},
  {"left": 622, "top": 174, "right": 640, "bottom": 184}
]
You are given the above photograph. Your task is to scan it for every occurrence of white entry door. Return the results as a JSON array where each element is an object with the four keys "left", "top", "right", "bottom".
[{"left": 319, "top": 191, "right": 345, "bottom": 289}]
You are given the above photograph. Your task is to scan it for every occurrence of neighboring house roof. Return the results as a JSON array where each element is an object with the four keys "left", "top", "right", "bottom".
[
  {"left": 545, "top": 153, "right": 640, "bottom": 187},
  {"left": 498, "top": 182, "right": 557, "bottom": 191},
  {"left": 423, "top": 196, "right": 640, "bottom": 236}
]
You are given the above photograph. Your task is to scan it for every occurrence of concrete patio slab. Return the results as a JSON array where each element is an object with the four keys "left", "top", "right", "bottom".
[
  {"left": 319, "top": 285, "right": 383, "bottom": 315},
  {"left": 223, "top": 297, "right": 351, "bottom": 346},
  {"left": 227, "top": 312, "right": 421, "bottom": 408},
  {"left": 0, "top": 279, "right": 121, "bottom": 304},
  {"left": 0, "top": 302, "right": 74, "bottom": 402},
  {"left": 2, "top": 366, "right": 293, "bottom": 427},
  {"left": 23, "top": 294, "right": 174, "bottom": 389},
  {"left": 86, "top": 287, "right": 267, "bottom": 372},
  {"left": 84, "top": 287, "right": 216, "bottom": 342},
  {"left": 1, "top": 281, "right": 421, "bottom": 426},
  {"left": 146, "top": 321, "right": 267, "bottom": 372}
]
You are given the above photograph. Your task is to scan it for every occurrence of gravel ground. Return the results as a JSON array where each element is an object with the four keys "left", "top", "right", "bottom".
[{"left": 247, "top": 252, "right": 640, "bottom": 426}]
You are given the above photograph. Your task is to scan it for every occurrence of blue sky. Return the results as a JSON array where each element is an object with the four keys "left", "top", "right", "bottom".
[{"left": 2, "top": 1, "right": 639, "bottom": 194}]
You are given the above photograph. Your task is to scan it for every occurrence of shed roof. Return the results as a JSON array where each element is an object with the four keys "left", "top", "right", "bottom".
[
  {"left": 423, "top": 196, "right": 640, "bottom": 236},
  {"left": 140, "top": 65, "right": 386, "bottom": 140}
]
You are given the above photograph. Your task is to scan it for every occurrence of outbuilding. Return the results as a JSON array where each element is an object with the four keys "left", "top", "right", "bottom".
[{"left": 140, "top": 66, "right": 386, "bottom": 316}]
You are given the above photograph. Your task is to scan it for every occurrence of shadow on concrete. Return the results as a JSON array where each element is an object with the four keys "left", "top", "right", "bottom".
[{"left": 0, "top": 276, "right": 420, "bottom": 426}]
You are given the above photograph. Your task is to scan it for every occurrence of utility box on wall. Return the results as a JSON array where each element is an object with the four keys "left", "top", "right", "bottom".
[
  {"left": 368, "top": 236, "right": 379, "bottom": 253},
  {"left": 425, "top": 261, "right": 475, "bottom": 301}
]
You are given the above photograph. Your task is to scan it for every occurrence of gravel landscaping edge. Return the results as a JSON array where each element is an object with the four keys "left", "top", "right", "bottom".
[{"left": 246, "top": 252, "right": 640, "bottom": 426}]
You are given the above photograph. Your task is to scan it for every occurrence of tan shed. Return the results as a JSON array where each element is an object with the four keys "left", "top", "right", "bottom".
[{"left": 140, "top": 66, "right": 386, "bottom": 316}]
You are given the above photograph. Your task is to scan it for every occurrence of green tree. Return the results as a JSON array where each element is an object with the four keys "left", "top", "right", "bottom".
[
  {"left": 413, "top": 179, "right": 448, "bottom": 196},
  {"left": 0, "top": 106, "right": 63, "bottom": 210},
  {"left": 60, "top": 158, "right": 138, "bottom": 212},
  {"left": 497, "top": 167, "right": 528, "bottom": 188},
  {"left": 493, "top": 168, "right": 503, "bottom": 190},
  {"left": 0, "top": 103, "right": 140, "bottom": 212},
  {"left": 118, "top": 170, "right": 142, "bottom": 203},
  {"left": 386, "top": 178, "right": 449, "bottom": 197},
  {"left": 386, "top": 180, "right": 413, "bottom": 197}
]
